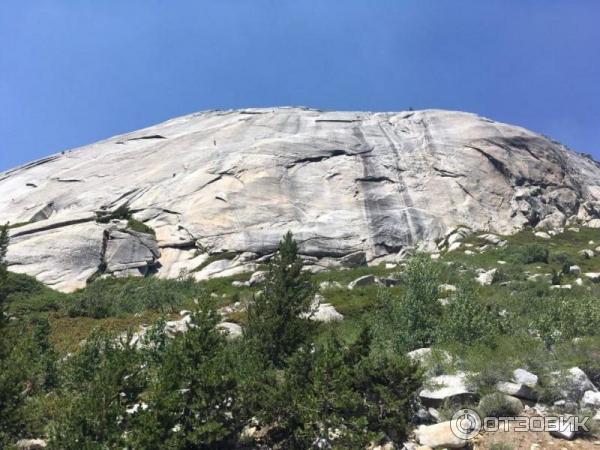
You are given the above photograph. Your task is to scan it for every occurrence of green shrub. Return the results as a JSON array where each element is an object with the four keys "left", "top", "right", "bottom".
[
  {"left": 436, "top": 286, "right": 509, "bottom": 348},
  {"left": 503, "top": 243, "right": 549, "bottom": 265},
  {"left": 371, "top": 255, "right": 441, "bottom": 353},
  {"left": 127, "top": 218, "right": 156, "bottom": 236},
  {"left": 259, "top": 328, "right": 422, "bottom": 448},
  {"left": 49, "top": 330, "right": 146, "bottom": 449},
  {"left": 1, "top": 272, "right": 68, "bottom": 315},
  {"left": 128, "top": 300, "right": 245, "bottom": 449},
  {"left": 551, "top": 252, "right": 575, "bottom": 274},
  {"left": 68, "top": 275, "right": 204, "bottom": 318},
  {"left": 96, "top": 205, "right": 155, "bottom": 235},
  {"left": 478, "top": 393, "right": 522, "bottom": 418},
  {"left": 531, "top": 292, "right": 600, "bottom": 346}
]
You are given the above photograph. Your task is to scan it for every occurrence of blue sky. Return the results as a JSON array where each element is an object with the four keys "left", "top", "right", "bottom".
[{"left": 1, "top": 1, "right": 599, "bottom": 171}]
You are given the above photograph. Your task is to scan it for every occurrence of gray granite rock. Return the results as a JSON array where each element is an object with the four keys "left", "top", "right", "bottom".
[{"left": 3, "top": 108, "right": 600, "bottom": 291}]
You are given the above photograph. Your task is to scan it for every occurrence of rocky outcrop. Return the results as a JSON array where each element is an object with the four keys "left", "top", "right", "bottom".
[{"left": 2, "top": 108, "right": 600, "bottom": 291}]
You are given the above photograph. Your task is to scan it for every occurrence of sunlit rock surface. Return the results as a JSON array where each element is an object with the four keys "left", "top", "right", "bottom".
[{"left": 2, "top": 107, "right": 600, "bottom": 291}]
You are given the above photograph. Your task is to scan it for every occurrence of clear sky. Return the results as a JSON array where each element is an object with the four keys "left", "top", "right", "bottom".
[{"left": 1, "top": 1, "right": 599, "bottom": 171}]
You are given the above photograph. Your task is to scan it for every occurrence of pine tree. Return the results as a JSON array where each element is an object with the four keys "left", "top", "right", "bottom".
[
  {"left": 244, "top": 231, "right": 315, "bottom": 367},
  {"left": 129, "top": 299, "right": 243, "bottom": 449},
  {"left": 49, "top": 330, "right": 146, "bottom": 449},
  {"left": 259, "top": 327, "right": 422, "bottom": 448}
]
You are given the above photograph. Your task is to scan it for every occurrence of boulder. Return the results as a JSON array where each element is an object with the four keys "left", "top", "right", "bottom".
[
  {"left": 476, "top": 268, "right": 497, "bottom": 286},
  {"left": 447, "top": 242, "right": 462, "bottom": 252},
  {"left": 407, "top": 347, "right": 453, "bottom": 367},
  {"left": 339, "top": 251, "right": 367, "bottom": 268},
  {"left": 534, "top": 231, "right": 551, "bottom": 240},
  {"left": 479, "top": 393, "right": 524, "bottom": 414},
  {"left": 102, "top": 228, "right": 161, "bottom": 276},
  {"left": 217, "top": 322, "right": 242, "bottom": 339},
  {"left": 311, "top": 303, "right": 343, "bottom": 322},
  {"left": 164, "top": 315, "right": 193, "bottom": 335},
  {"left": 581, "top": 390, "right": 600, "bottom": 408},
  {"left": 548, "top": 415, "right": 578, "bottom": 440},
  {"left": 348, "top": 274, "right": 377, "bottom": 289},
  {"left": 438, "top": 284, "right": 457, "bottom": 293},
  {"left": 550, "top": 367, "right": 598, "bottom": 401},
  {"left": 585, "top": 272, "right": 600, "bottom": 282},
  {"left": 569, "top": 265, "right": 581, "bottom": 275},
  {"left": 496, "top": 381, "right": 538, "bottom": 401},
  {"left": 414, "top": 421, "right": 471, "bottom": 448},
  {"left": 479, "top": 233, "right": 507, "bottom": 246},
  {"left": 16, "top": 439, "right": 47, "bottom": 449},
  {"left": 377, "top": 277, "right": 401, "bottom": 287},
  {"left": 303, "top": 294, "right": 344, "bottom": 322},
  {"left": 578, "top": 249, "right": 595, "bottom": 259},
  {"left": 513, "top": 368, "right": 538, "bottom": 387},
  {"left": 319, "top": 280, "right": 343, "bottom": 290},
  {"left": 248, "top": 270, "right": 267, "bottom": 286},
  {"left": 420, "top": 372, "right": 477, "bottom": 407}
]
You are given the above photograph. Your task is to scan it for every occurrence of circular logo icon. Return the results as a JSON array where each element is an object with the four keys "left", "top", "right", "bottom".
[{"left": 450, "top": 408, "right": 482, "bottom": 440}]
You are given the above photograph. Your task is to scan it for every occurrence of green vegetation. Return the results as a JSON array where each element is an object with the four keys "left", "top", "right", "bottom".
[
  {"left": 245, "top": 231, "right": 315, "bottom": 366},
  {"left": 67, "top": 275, "right": 204, "bottom": 318},
  {"left": 96, "top": 204, "right": 156, "bottom": 235},
  {"left": 3, "top": 226, "right": 600, "bottom": 446},
  {"left": 126, "top": 217, "right": 156, "bottom": 235},
  {"left": 7, "top": 220, "right": 34, "bottom": 229}
]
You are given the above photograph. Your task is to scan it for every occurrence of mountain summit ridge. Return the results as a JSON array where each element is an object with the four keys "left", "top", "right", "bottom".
[{"left": 2, "top": 107, "right": 600, "bottom": 291}]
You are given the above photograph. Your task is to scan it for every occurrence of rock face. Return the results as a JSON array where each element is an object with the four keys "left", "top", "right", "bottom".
[{"left": 2, "top": 107, "right": 600, "bottom": 291}]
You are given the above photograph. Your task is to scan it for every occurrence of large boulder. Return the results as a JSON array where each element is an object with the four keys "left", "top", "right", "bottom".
[
  {"left": 476, "top": 268, "right": 497, "bottom": 286},
  {"left": 496, "top": 381, "right": 538, "bottom": 401},
  {"left": 104, "top": 228, "right": 161, "bottom": 275},
  {"left": 3, "top": 108, "right": 600, "bottom": 291},
  {"left": 414, "top": 420, "right": 471, "bottom": 448},
  {"left": 550, "top": 367, "right": 598, "bottom": 401},
  {"left": 16, "top": 439, "right": 47, "bottom": 450},
  {"left": 419, "top": 372, "right": 477, "bottom": 407},
  {"left": 348, "top": 274, "right": 377, "bottom": 289}
]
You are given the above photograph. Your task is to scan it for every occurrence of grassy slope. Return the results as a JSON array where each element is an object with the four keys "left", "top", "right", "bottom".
[{"left": 6, "top": 226, "right": 600, "bottom": 356}]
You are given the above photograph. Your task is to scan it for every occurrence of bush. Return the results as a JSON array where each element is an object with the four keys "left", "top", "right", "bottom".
[
  {"left": 371, "top": 255, "right": 441, "bottom": 353},
  {"left": 67, "top": 275, "right": 204, "bottom": 318},
  {"left": 49, "top": 330, "right": 146, "bottom": 449},
  {"left": 478, "top": 393, "right": 522, "bottom": 418},
  {"left": 532, "top": 292, "right": 600, "bottom": 346},
  {"left": 436, "top": 286, "right": 509, "bottom": 348},
  {"left": 127, "top": 218, "right": 156, "bottom": 236},
  {"left": 96, "top": 205, "right": 155, "bottom": 235},
  {"left": 258, "top": 328, "right": 422, "bottom": 448},
  {"left": 128, "top": 300, "right": 245, "bottom": 449},
  {"left": 551, "top": 252, "right": 575, "bottom": 275},
  {"left": 503, "top": 243, "right": 549, "bottom": 265}
]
